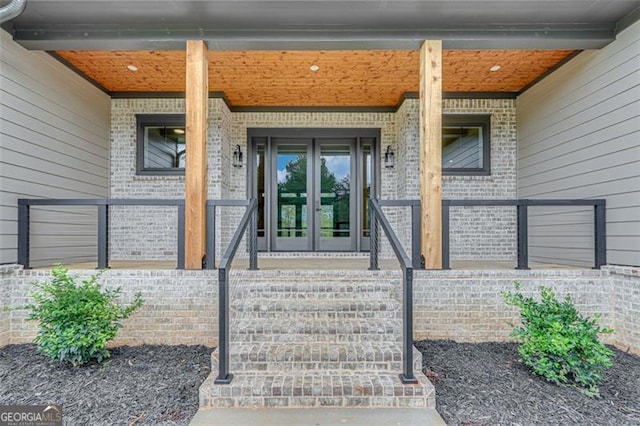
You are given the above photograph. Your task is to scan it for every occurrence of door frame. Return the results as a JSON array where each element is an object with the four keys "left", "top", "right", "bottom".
[{"left": 247, "top": 128, "right": 381, "bottom": 252}]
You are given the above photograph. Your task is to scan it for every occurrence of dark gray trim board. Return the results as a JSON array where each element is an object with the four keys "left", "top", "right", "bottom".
[
  {"left": 9, "top": 27, "right": 617, "bottom": 51},
  {"left": 247, "top": 128, "right": 381, "bottom": 139}
]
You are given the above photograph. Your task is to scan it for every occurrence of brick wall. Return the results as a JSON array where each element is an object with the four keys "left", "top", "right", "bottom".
[
  {"left": 394, "top": 98, "right": 518, "bottom": 261},
  {"left": 607, "top": 265, "right": 640, "bottom": 352},
  {"left": 4, "top": 268, "right": 218, "bottom": 346},
  {"left": 1, "top": 266, "right": 638, "bottom": 354},
  {"left": 0, "top": 266, "right": 14, "bottom": 347},
  {"left": 110, "top": 99, "right": 233, "bottom": 260},
  {"left": 413, "top": 269, "right": 614, "bottom": 343},
  {"left": 444, "top": 99, "right": 517, "bottom": 261},
  {"left": 109, "top": 97, "right": 516, "bottom": 261}
]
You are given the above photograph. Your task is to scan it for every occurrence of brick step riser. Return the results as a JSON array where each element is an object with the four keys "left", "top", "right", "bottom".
[
  {"left": 233, "top": 311, "right": 400, "bottom": 320},
  {"left": 232, "top": 276, "right": 398, "bottom": 282},
  {"left": 230, "top": 320, "right": 401, "bottom": 334},
  {"left": 200, "top": 370, "right": 433, "bottom": 409},
  {"left": 203, "top": 395, "right": 432, "bottom": 409},
  {"left": 228, "top": 357, "right": 423, "bottom": 372},
  {"left": 232, "top": 302, "right": 400, "bottom": 312},
  {"left": 216, "top": 350, "right": 422, "bottom": 372},
  {"left": 229, "top": 361, "right": 409, "bottom": 372},
  {"left": 205, "top": 383, "right": 429, "bottom": 400},
  {"left": 235, "top": 292, "right": 396, "bottom": 300},
  {"left": 235, "top": 280, "right": 397, "bottom": 287},
  {"left": 230, "top": 321, "right": 401, "bottom": 336},
  {"left": 236, "top": 280, "right": 398, "bottom": 285},
  {"left": 226, "top": 355, "right": 422, "bottom": 372},
  {"left": 235, "top": 284, "right": 398, "bottom": 291},
  {"left": 230, "top": 334, "right": 403, "bottom": 343}
]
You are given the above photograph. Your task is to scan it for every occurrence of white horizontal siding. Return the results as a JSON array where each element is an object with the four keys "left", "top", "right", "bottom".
[
  {"left": 517, "top": 20, "right": 640, "bottom": 267},
  {"left": 0, "top": 30, "right": 110, "bottom": 266}
]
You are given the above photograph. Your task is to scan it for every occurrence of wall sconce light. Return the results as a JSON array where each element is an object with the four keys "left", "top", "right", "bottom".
[
  {"left": 233, "top": 144, "right": 243, "bottom": 168},
  {"left": 384, "top": 145, "right": 395, "bottom": 168}
]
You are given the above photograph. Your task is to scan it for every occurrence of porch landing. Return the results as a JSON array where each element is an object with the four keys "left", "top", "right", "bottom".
[{"left": 38, "top": 257, "right": 586, "bottom": 271}]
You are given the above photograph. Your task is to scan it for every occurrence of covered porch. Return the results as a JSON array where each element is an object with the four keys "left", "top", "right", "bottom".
[
  {"left": 5, "top": 1, "right": 637, "bottom": 271},
  {"left": 1, "top": 0, "right": 639, "bottom": 414}
]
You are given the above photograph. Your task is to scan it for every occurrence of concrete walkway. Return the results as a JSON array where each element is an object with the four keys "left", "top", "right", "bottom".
[{"left": 189, "top": 408, "right": 446, "bottom": 425}]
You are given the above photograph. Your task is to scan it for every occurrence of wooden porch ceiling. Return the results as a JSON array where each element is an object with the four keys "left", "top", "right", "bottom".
[{"left": 56, "top": 49, "right": 576, "bottom": 107}]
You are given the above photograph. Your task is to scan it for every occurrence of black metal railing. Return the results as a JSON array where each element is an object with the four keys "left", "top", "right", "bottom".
[
  {"left": 214, "top": 198, "right": 258, "bottom": 384},
  {"left": 368, "top": 199, "right": 418, "bottom": 384},
  {"left": 18, "top": 198, "right": 186, "bottom": 269},
  {"left": 205, "top": 199, "right": 258, "bottom": 270},
  {"left": 442, "top": 199, "right": 607, "bottom": 270},
  {"left": 373, "top": 200, "right": 422, "bottom": 269}
]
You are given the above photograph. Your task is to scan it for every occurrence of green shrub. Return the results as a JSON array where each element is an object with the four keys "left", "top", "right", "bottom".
[
  {"left": 502, "top": 283, "right": 613, "bottom": 397},
  {"left": 23, "top": 265, "right": 143, "bottom": 366}
]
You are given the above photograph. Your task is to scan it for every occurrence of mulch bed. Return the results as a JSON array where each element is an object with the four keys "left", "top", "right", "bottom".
[
  {"left": 1, "top": 342, "right": 639, "bottom": 425},
  {"left": 416, "top": 340, "right": 640, "bottom": 425},
  {"left": 0, "top": 344, "right": 212, "bottom": 425}
]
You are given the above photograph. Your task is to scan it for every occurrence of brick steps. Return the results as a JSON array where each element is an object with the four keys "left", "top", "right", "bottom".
[
  {"left": 236, "top": 288, "right": 396, "bottom": 300},
  {"left": 221, "top": 342, "right": 422, "bottom": 372},
  {"left": 199, "top": 270, "right": 435, "bottom": 408},
  {"left": 234, "top": 282, "right": 398, "bottom": 301},
  {"left": 199, "top": 370, "right": 434, "bottom": 408},
  {"left": 230, "top": 318, "right": 402, "bottom": 343},
  {"left": 232, "top": 299, "right": 400, "bottom": 320}
]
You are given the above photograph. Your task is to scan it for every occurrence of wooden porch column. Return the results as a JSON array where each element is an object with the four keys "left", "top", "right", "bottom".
[
  {"left": 419, "top": 40, "right": 443, "bottom": 269},
  {"left": 185, "top": 40, "right": 209, "bottom": 269}
]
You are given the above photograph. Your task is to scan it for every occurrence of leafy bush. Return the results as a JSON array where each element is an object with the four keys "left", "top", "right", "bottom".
[
  {"left": 23, "top": 265, "right": 143, "bottom": 366},
  {"left": 502, "top": 283, "right": 613, "bottom": 397}
]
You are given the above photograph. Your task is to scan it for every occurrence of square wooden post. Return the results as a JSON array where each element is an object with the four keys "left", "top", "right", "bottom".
[
  {"left": 185, "top": 40, "right": 209, "bottom": 269},
  {"left": 419, "top": 40, "right": 443, "bottom": 269}
]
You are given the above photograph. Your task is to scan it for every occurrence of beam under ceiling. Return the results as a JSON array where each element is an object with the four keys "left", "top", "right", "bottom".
[{"left": 4, "top": 0, "right": 640, "bottom": 51}]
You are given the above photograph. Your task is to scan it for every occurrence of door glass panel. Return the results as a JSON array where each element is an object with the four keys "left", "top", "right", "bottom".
[
  {"left": 320, "top": 145, "right": 350, "bottom": 239},
  {"left": 256, "top": 144, "right": 266, "bottom": 238},
  {"left": 362, "top": 143, "right": 372, "bottom": 238},
  {"left": 277, "top": 145, "right": 308, "bottom": 238}
]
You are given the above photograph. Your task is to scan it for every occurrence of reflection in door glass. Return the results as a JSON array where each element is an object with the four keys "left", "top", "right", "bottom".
[
  {"left": 256, "top": 144, "right": 266, "bottom": 237},
  {"left": 320, "top": 145, "right": 350, "bottom": 238},
  {"left": 277, "top": 146, "right": 307, "bottom": 237},
  {"left": 362, "top": 143, "right": 372, "bottom": 237}
]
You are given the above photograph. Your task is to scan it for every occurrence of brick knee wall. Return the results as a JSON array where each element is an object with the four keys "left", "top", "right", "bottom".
[
  {"left": 0, "top": 266, "right": 15, "bottom": 347},
  {"left": 606, "top": 265, "right": 640, "bottom": 353},
  {"left": 413, "top": 268, "right": 640, "bottom": 354},
  {"left": 2, "top": 266, "right": 638, "bottom": 354},
  {"left": 3, "top": 268, "right": 218, "bottom": 347}
]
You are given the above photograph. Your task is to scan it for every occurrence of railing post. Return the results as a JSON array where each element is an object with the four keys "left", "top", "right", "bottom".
[
  {"left": 369, "top": 200, "right": 379, "bottom": 271},
  {"left": 215, "top": 267, "right": 233, "bottom": 384},
  {"left": 441, "top": 201, "right": 450, "bottom": 270},
  {"left": 177, "top": 203, "right": 185, "bottom": 269},
  {"left": 249, "top": 201, "right": 258, "bottom": 270},
  {"left": 206, "top": 203, "right": 216, "bottom": 270},
  {"left": 17, "top": 200, "right": 30, "bottom": 269},
  {"left": 411, "top": 204, "right": 421, "bottom": 270},
  {"left": 516, "top": 202, "right": 529, "bottom": 270},
  {"left": 400, "top": 267, "right": 418, "bottom": 384},
  {"left": 97, "top": 202, "right": 109, "bottom": 269},
  {"left": 594, "top": 201, "right": 606, "bottom": 269}
]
